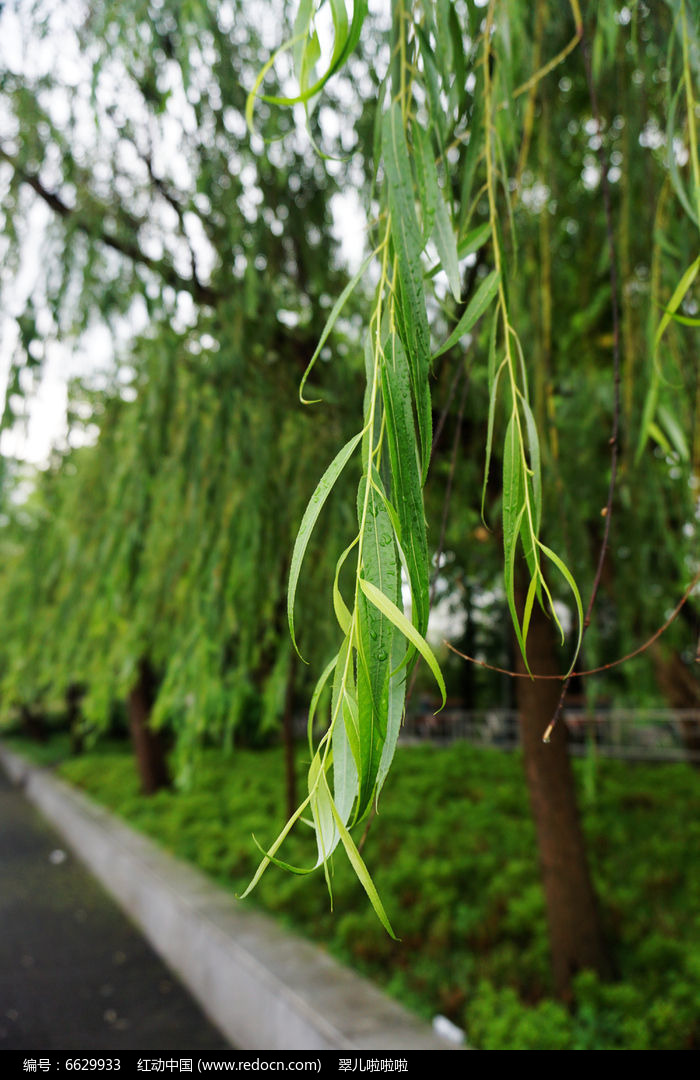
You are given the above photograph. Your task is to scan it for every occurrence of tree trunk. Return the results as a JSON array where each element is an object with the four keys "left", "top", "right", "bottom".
[
  {"left": 651, "top": 645, "right": 700, "bottom": 767},
  {"left": 66, "top": 683, "right": 84, "bottom": 756},
  {"left": 515, "top": 587, "right": 612, "bottom": 1001},
  {"left": 128, "top": 659, "right": 170, "bottom": 795},
  {"left": 20, "top": 704, "right": 47, "bottom": 743}
]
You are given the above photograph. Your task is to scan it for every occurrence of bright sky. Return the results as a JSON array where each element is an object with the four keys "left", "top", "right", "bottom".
[{"left": 0, "top": 0, "right": 373, "bottom": 465}]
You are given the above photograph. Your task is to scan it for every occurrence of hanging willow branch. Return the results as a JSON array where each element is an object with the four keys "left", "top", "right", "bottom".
[{"left": 241, "top": 0, "right": 587, "bottom": 929}]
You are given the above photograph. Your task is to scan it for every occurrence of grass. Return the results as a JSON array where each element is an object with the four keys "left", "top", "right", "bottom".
[{"left": 5, "top": 733, "right": 700, "bottom": 1049}]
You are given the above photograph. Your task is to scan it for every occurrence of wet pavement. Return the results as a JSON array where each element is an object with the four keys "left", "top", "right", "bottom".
[{"left": 0, "top": 770, "right": 233, "bottom": 1054}]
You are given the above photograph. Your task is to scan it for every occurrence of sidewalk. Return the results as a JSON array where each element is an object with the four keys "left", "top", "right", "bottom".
[{"left": 0, "top": 771, "right": 232, "bottom": 1055}]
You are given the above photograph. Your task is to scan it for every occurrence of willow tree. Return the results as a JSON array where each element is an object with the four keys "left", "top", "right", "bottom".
[
  {"left": 1, "top": 0, "right": 697, "bottom": 1002},
  {"left": 0, "top": 0, "right": 363, "bottom": 794},
  {"left": 240, "top": 0, "right": 699, "bottom": 996}
]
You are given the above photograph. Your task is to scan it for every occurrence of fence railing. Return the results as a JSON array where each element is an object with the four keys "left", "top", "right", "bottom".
[{"left": 398, "top": 707, "right": 700, "bottom": 764}]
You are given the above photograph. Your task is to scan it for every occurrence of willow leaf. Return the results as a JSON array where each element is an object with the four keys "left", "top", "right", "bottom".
[
  {"left": 354, "top": 471, "right": 398, "bottom": 815},
  {"left": 657, "top": 404, "right": 690, "bottom": 460},
  {"left": 308, "top": 652, "right": 337, "bottom": 756},
  {"left": 520, "top": 395, "right": 542, "bottom": 533},
  {"left": 433, "top": 180, "right": 462, "bottom": 302},
  {"left": 502, "top": 415, "right": 529, "bottom": 667},
  {"left": 324, "top": 774, "right": 398, "bottom": 939},
  {"left": 288, "top": 430, "right": 363, "bottom": 656},
  {"left": 382, "top": 103, "right": 433, "bottom": 479},
  {"left": 375, "top": 633, "right": 408, "bottom": 800},
  {"left": 667, "top": 80, "right": 698, "bottom": 225},
  {"left": 414, "top": 25, "right": 447, "bottom": 155},
  {"left": 413, "top": 124, "right": 437, "bottom": 243},
  {"left": 258, "top": 0, "right": 368, "bottom": 108},
  {"left": 433, "top": 268, "right": 500, "bottom": 358},
  {"left": 482, "top": 335, "right": 505, "bottom": 523},
  {"left": 538, "top": 541, "right": 584, "bottom": 676},
  {"left": 662, "top": 309, "right": 700, "bottom": 326},
  {"left": 299, "top": 250, "right": 374, "bottom": 403},
  {"left": 332, "top": 685, "right": 359, "bottom": 828},
  {"left": 359, "top": 578, "right": 446, "bottom": 708},
  {"left": 333, "top": 537, "right": 358, "bottom": 635},
  {"left": 414, "top": 124, "right": 460, "bottom": 300},
  {"left": 502, "top": 413, "right": 523, "bottom": 569},
  {"left": 458, "top": 222, "right": 491, "bottom": 260},
  {"left": 308, "top": 751, "right": 339, "bottom": 879},
  {"left": 380, "top": 333, "right": 430, "bottom": 637},
  {"left": 426, "top": 222, "right": 491, "bottom": 279},
  {"left": 238, "top": 792, "right": 312, "bottom": 898},
  {"left": 653, "top": 255, "right": 699, "bottom": 351},
  {"left": 521, "top": 570, "right": 539, "bottom": 649}
]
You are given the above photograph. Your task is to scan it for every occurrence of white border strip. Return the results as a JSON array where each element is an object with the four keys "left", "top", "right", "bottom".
[{"left": 1, "top": 747, "right": 457, "bottom": 1052}]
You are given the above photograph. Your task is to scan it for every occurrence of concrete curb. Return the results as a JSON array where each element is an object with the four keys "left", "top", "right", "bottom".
[{"left": 0, "top": 746, "right": 457, "bottom": 1052}]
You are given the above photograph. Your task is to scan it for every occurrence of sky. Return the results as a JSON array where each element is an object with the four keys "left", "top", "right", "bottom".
[{"left": 0, "top": 0, "right": 372, "bottom": 465}]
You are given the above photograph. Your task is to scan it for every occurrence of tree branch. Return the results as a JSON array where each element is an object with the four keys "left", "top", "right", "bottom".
[{"left": 0, "top": 146, "right": 222, "bottom": 307}]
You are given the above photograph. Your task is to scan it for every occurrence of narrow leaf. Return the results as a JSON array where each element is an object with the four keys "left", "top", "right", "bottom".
[
  {"left": 299, "top": 249, "right": 374, "bottom": 403},
  {"left": 359, "top": 578, "right": 446, "bottom": 708},
  {"left": 288, "top": 431, "right": 362, "bottom": 656},
  {"left": 324, "top": 773, "right": 398, "bottom": 939},
  {"left": 538, "top": 541, "right": 584, "bottom": 676},
  {"left": 434, "top": 268, "right": 500, "bottom": 358}
]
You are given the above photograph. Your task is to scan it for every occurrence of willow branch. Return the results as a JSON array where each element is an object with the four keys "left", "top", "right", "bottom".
[
  {"left": 0, "top": 146, "right": 221, "bottom": 307},
  {"left": 445, "top": 568, "right": 700, "bottom": 681}
]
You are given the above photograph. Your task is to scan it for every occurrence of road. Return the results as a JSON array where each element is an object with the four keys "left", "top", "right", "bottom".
[{"left": 0, "top": 770, "right": 233, "bottom": 1055}]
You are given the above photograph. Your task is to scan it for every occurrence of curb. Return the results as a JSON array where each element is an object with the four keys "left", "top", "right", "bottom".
[{"left": 0, "top": 746, "right": 458, "bottom": 1052}]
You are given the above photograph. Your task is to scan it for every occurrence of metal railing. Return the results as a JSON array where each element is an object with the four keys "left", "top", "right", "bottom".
[{"left": 399, "top": 707, "right": 700, "bottom": 764}]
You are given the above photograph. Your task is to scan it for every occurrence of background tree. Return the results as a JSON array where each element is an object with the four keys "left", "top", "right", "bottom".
[{"left": 0, "top": 0, "right": 697, "bottom": 1006}]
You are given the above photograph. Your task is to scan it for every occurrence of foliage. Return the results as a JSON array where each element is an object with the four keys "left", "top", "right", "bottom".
[
  {"left": 0, "top": 0, "right": 697, "bottom": 929},
  {"left": 240, "top": 0, "right": 699, "bottom": 919},
  {"left": 7, "top": 735, "right": 695, "bottom": 1050}
]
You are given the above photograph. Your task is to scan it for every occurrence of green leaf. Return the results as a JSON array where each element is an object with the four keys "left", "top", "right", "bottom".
[
  {"left": 254, "top": 0, "right": 368, "bottom": 109},
  {"left": 520, "top": 395, "right": 542, "bottom": 533},
  {"left": 354, "top": 470, "right": 399, "bottom": 816},
  {"left": 425, "top": 222, "right": 491, "bottom": 279},
  {"left": 382, "top": 103, "right": 433, "bottom": 480},
  {"left": 482, "top": 310, "right": 504, "bottom": 522},
  {"left": 433, "top": 178, "right": 462, "bottom": 302},
  {"left": 238, "top": 792, "right": 312, "bottom": 899},
  {"left": 502, "top": 414, "right": 528, "bottom": 667},
  {"left": 375, "top": 632, "right": 407, "bottom": 800},
  {"left": 413, "top": 124, "right": 437, "bottom": 243},
  {"left": 538, "top": 541, "right": 584, "bottom": 676},
  {"left": 359, "top": 578, "right": 446, "bottom": 709},
  {"left": 654, "top": 256, "right": 699, "bottom": 351},
  {"left": 324, "top": 773, "right": 398, "bottom": 939},
  {"left": 657, "top": 404, "right": 690, "bottom": 460},
  {"left": 288, "top": 430, "right": 363, "bottom": 657},
  {"left": 380, "top": 333, "right": 430, "bottom": 637},
  {"left": 433, "top": 268, "right": 500, "bottom": 358},
  {"left": 458, "top": 222, "right": 491, "bottom": 261},
  {"left": 414, "top": 124, "right": 460, "bottom": 301},
  {"left": 307, "top": 652, "right": 337, "bottom": 756},
  {"left": 299, "top": 249, "right": 374, "bottom": 404},
  {"left": 333, "top": 537, "right": 358, "bottom": 635}
]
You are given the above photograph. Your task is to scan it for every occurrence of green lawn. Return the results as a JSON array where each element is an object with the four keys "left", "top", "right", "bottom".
[{"left": 7, "top": 735, "right": 700, "bottom": 1049}]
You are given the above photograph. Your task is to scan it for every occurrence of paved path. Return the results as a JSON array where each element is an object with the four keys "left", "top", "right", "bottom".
[{"left": 0, "top": 770, "right": 233, "bottom": 1055}]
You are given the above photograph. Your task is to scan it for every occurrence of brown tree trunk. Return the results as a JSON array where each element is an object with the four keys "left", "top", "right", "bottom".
[
  {"left": 515, "top": 587, "right": 612, "bottom": 1001},
  {"left": 66, "top": 683, "right": 84, "bottom": 756},
  {"left": 20, "top": 704, "right": 47, "bottom": 743},
  {"left": 651, "top": 645, "right": 700, "bottom": 767},
  {"left": 128, "top": 659, "right": 170, "bottom": 795}
]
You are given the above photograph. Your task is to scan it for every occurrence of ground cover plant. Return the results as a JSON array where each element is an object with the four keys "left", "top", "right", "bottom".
[{"left": 8, "top": 735, "right": 697, "bottom": 1051}]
